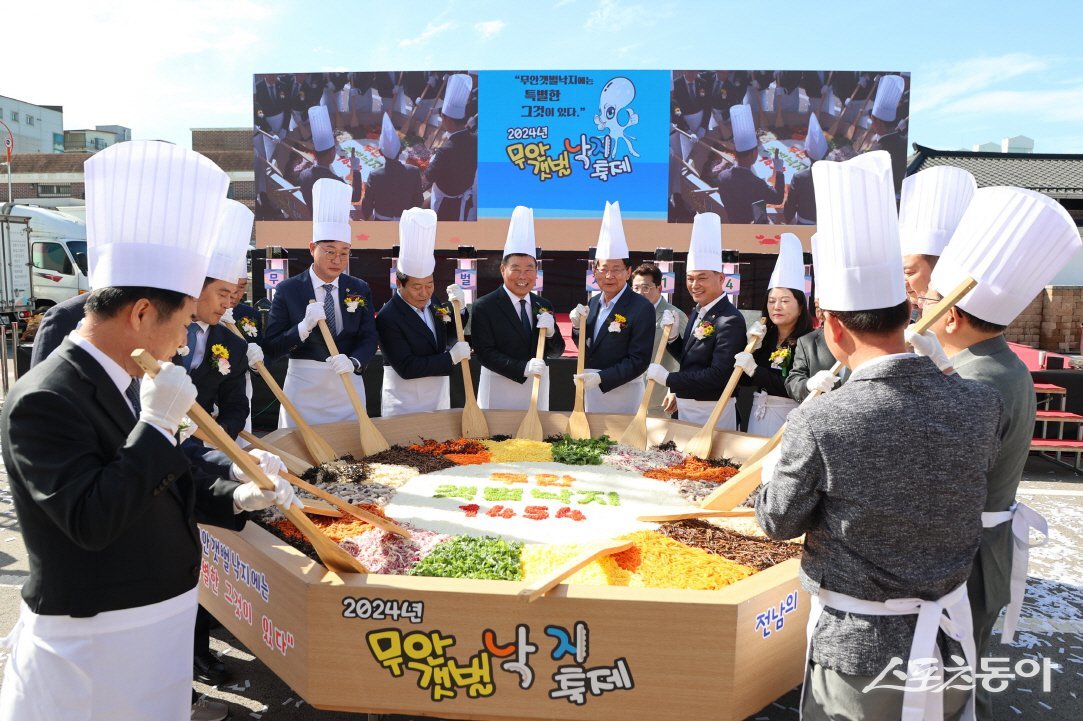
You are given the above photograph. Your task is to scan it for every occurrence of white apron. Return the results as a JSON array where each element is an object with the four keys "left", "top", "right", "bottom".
[
  {"left": 431, "top": 183, "right": 473, "bottom": 222},
  {"left": 279, "top": 358, "right": 367, "bottom": 428},
  {"left": 802, "top": 583, "right": 977, "bottom": 721},
  {"left": 477, "top": 366, "right": 550, "bottom": 411},
  {"left": 980, "top": 502, "right": 1048, "bottom": 644},
  {"left": 676, "top": 396, "right": 737, "bottom": 431},
  {"left": 380, "top": 366, "right": 450, "bottom": 418},
  {"left": 584, "top": 369, "right": 644, "bottom": 415},
  {"left": 0, "top": 587, "right": 198, "bottom": 721},
  {"left": 747, "top": 391, "right": 799, "bottom": 437}
]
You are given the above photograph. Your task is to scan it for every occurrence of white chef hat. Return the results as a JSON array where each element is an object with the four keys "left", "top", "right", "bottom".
[
  {"left": 686, "top": 212, "right": 723, "bottom": 272},
  {"left": 312, "top": 178, "right": 352, "bottom": 244},
  {"left": 871, "top": 75, "right": 905, "bottom": 123},
  {"left": 930, "top": 187, "right": 1082, "bottom": 326},
  {"left": 768, "top": 233, "right": 806, "bottom": 293},
  {"left": 806, "top": 112, "right": 828, "bottom": 162},
  {"left": 898, "top": 166, "right": 977, "bottom": 257},
  {"left": 811, "top": 150, "right": 905, "bottom": 311},
  {"left": 730, "top": 104, "right": 758, "bottom": 153},
  {"left": 379, "top": 112, "right": 401, "bottom": 160},
  {"left": 397, "top": 207, "right": 438, "bottom": 278},
  {"left": 207, "top": 200, "right": 254, "bottom": 282},
  {"left": 503, "top": 206, "right": 536, "bottom": 259},
  {"left": 85, "top": 140, "right": 226, "bottom": 297},
  {"left": 442, "top": 74, "right": 473, "bottom": 121},
  {"left": 595, "top": 201, "right": 630, "bottom": 262},
  {"left": 308, "top": 105, "right": 335, "bottom": 153}
]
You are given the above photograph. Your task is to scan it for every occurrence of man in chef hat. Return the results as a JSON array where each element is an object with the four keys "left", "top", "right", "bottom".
[
  {"left": 471, "top": 205, "right": 566, "bottom": 410},
  {"left": 298, "top": 104, "right": 343, "bottom": 219},
  {"left": 264, "top": 178, "right": 377, "bottom": 427},
  {"left": 427, "top": 73, "right": 478, "bottom": 221},
  {"left": 716, "top": 103, "right": 785, "bottom": 224},
  {"left": 914, "top": 187, "right": 1081, "bottom": 721},
  {"left": 868, "top": 74, "right": 907, "bottom": 196},
  {"left": 362, "top": 113, "right": 424, "bottom": 221},
  {"left": 375, "top": 208, "right": 472, "bottom": 417},
  {"left": 647, "top": 212, "right": 747, "bottom": 430},
  {"left": 899, "top": 166, "right": 977, "bottom": 309},
  {"left": 755, "top": 150, "right": 1002, "bottom": 720},
  {"left": 783, "top": 112, "right": 828, "bottom": 225},
  {"left": 0, "top": 141, "right": 297, "bottom": 721},
  {"left": 568, "top": 201, "right": 656, "bottom": 414}
]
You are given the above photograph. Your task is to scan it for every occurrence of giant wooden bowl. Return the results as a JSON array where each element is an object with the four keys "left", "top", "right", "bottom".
[{"left": 198, "top": 411, "right": 805, "bottom": 720}]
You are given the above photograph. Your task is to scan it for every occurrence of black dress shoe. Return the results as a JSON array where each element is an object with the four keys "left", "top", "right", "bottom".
[{"left": 194, "top": 652, "right": 229, "bottom": 686}]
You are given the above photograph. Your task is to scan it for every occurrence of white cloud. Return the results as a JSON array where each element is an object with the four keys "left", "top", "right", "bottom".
[
  {"left": 938, "top": 85, "right": 1083, "bottom": 124},
  {"left": 475, "top": 19, "right": 506, "bottom": 40},
  {"left": 585, "top": 0, "right": 673, "bottom": 32},
  {"left": 910, "top": 53, "right": 1049, "bottom": 115},
  {"left": 399, "top": 21, "right": 457, "bottom": 48}
]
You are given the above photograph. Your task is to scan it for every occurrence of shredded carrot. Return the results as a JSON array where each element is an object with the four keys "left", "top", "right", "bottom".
[
  {"left": 269, "top": 504, "right": 390, "bottom": 544},
  {"left": 643, "top": 458, "right": 740, "bottom": 483}
]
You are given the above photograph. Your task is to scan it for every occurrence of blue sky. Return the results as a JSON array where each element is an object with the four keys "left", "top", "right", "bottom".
[{"left": 7, "top": 0, "right": 1083, "bottom": 152}]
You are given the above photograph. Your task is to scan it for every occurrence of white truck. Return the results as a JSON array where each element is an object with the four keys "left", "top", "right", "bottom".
[{"left": 0, "top": 203, "right": 89, "bottom": 323}]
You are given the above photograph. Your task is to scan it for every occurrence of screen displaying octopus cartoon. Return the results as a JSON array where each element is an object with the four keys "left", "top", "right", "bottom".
[
  {"left": 668, "top": 70, "right": 911, "bottom": 224},
  {"left": 253, "top": 71, "right": 479, "bottom": 223}
]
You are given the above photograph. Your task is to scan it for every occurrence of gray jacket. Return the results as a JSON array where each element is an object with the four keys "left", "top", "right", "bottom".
[
  {"left": 756, "top": 354, "right": 1002, "bottom": 676},
  {"left": 784, "top": 328, "right": 845, "bottom": 402}
]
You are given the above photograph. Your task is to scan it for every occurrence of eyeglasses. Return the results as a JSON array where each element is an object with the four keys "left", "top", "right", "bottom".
[
  {"left": 317, "top": 246, "right": 350, "bottom": 261},
  {"left": 595, "top": 266, "right": 628, "bottom": 277},
  {"left": 632, "top": 283, "right": 656, "bottom": 291},
  {"left": 916, "top": 296, "right": 943, "bottom": 308}
]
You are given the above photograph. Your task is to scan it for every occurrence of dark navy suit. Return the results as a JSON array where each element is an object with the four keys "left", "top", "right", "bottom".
[
  {"left": 469, "top": 289, "right": 565, "bottom": 383},
  {"left": 375, "top": 294, "right": 458, "bottom": 380},
  {"left": 716, "top": 165, "right": 785, "bottom": 224},
  {"left": 30, "top": 292, "right": 90, "bottom": 368},
  {"left": 571, "top": 287, "right": 655, "bottom": 393},
  {"left": 667, "top": 296, "right": 747, "bottom": 401},
  {"left": 361, "top": 159, "right": 424, "bottom": 220},
  {"left": 298, "top": 165, "right": 342, "bottom": 220},
  {"left": 231, "top": 303, "right": 263, "bottom": 345},
  {"left": 172, "top": 324, "right": 249, "bottom": 441}
]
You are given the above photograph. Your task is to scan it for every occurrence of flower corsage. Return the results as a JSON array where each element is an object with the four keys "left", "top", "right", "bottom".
[
  {"left": 239, "top": 316, "right": 258, "bottom": 338},
  {"left": 607, "top": 313, "right": 627, "bottom": 333},
  {"left": 769, "top": 347, "right": 794, "bottom": 376},
  {"left": 434, "top": 306, "right": 452, "bottom": 324},
  {"left": 211, "top": 344, "right": 230, "bottom": 375},
  {"left": 692, "top": 320, "right": 715, "bottom": 340},
  {"left": 344, "top": 294, "right": 366, "bottom": 313}
]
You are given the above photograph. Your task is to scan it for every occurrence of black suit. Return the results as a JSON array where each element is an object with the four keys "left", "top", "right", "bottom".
[
  {"left": 671, "top": 76, "right": 710, "bottom": 132},
  {"left": 872, "top": 131, "right": 907, "bottom": 196},
  {"left": 470, "top": 288, "right": 565, "bottom": 383},
  {"left": 264, "top": 268, "right": 377, "bottom": 370},
  {"left": 785, "top": 328, "right": 845, "bottom": 403},
  {"left": 427, "top": 129, "right": 477, "bottom": 221},
  {"left": 254, "top": 78, "right": 288, "bottom": 118},
  {"left": 783, "top": 167, "right": 816, "bottom": 223},
  {"left": 571, "top": 287, "right": 655, "bottom": 393},
  {"left": 667, "top": 296, "right": 747, "bottom": 401},
  {"left": 0, "top": 339, "right": 244, "bottom": 617},
  {"left": 232, "top": 303, "right": 263, "bottom": 345},
  {"left": 361, "top": 159, "right": 424, "bottom": 220},
  {"left": 30, "top": 292, "right": 89, "bottom": 368},
  {"left": 375, "top": 294, "right": 458, "bottom": 379},
  {"left": 715, "top": 165, "right": 785, "bottom": 224},
  {"left": 298, "top": 165, "right": 343, "bottom": 221},
  {"left": 174, "top": 324, "right": 250, "bottom": 440}
]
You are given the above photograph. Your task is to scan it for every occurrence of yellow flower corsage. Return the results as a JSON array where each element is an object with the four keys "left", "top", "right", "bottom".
[{"left": 211, "top": 344, "right": 230, "bottom": 375}]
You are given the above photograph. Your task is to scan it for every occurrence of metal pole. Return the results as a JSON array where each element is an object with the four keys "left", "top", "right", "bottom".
[
  {"left": 10, "top": 321, "right": 19, "bottom": 382},
  {"left": 0, "top": 324, "right": 9, "bottom": 394}
]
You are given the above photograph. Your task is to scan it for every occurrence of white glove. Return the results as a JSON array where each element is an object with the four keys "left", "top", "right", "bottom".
[
  {"left": 176, "top": 345, "right": 189, "bottom": 357},
  {"left": 646, "top": 363, "right": 670, "bottom": 387},
  {"left": 569, "top": 304, "right": 589, "bottom": 325},
  {"left": 233, "top": 473, "right": 302, "bottom": 512},
  {"left": 449, "top": 341, "right": 471, "bottom": 364},
  {"left": 535, "top": 311, "right": 555, "bottom": 338},
  {"left": 905, "top": 326, "right": 952, "bottom": 372},
  {"left": 219, "top": 307, "right": 235, "bottom": 325},
  {"left": 746, "top": 320, "right": 767, "bottom": 350},
  {"left": 524, "top": 358, "right": 546, "bottom": 378},
  {"left": 177, "top": 417, "right": 197, "bottom": 444},
  {"left": 246, "top": 343, "right": 264, "bottom": 367},
  {"left": 231, "top": 448, "right": 285, "bottom": 484},
  {"left": 138, "top": 363, "right": 198, "bottom": 436},
  {"left": 660, "top": 310, "right": 678, "bottom": 341},
  {"left": 805, "top": 369, "right": 840, "bottom": 396},
  {"left": 445, "top": 284, "right": 467, "bottom": 308},
  {"left": 301, "top": 302, "right": 326, "bottom": 333},
  {"left": 327, "top": 353, "right": 354, "bottom": 375},
  {"left": 734, "top": 351, "right": 757, "bottom": 377},
  {"left": 574, "top": 372, "right": 601, "bottom": 391}
]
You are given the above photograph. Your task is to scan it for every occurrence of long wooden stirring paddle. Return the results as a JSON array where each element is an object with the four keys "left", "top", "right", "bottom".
[
  {"left": 451, "top": 299, "right": 488, "bottom": 438},
  {"left": 566, "top": 312, "right": 591, "bottom": 440},
  {"left": 515, "top": 328, "right": 549, "bottom": 442},
  {"left": 619, "top": 321, "right": 674, "bottom": 449}
]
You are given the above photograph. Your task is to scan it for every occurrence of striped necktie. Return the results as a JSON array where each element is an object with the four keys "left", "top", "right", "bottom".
[
  {"left": 125, "top": 378, "right": 141, "bottom": 416},
  {"left": 323, "top": 283, "right": 337, "bottom": 334}
]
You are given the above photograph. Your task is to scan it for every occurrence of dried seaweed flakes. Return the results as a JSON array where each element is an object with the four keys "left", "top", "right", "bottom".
[
  {"left": 656, "top": 520, "right": 803, "bottom": 571},
  {"left": 362, "top": 446, "right": 456, "bottom": 474}
]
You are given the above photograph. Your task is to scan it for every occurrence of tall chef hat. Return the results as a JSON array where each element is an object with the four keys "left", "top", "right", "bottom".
[
  {"left": 442, "top": 74, "right": 473, "bottom": 121},
  {"left": 308, "top": 105, "right": 335, "bottom": 153},
  {"left": 85, "top": 140, "right": 226, "bottom": 296},
  {"left": 397, "top": 207, "right": 438, "bottom": 278},
  {"left": 312, "top": 178, "right": 352, "bottom": 244},
  {"left": 503, "top": 206, "right": 536, "bottom": 259},
  {"left": 871, "top": 74, "right": 905, "bottom": 123},
  {"left": 811, "top": 150, "right": 905, "bottom": 311},
  {"left": 768, "top": 233, "right": 806, "bottom": 293},
  {"left": 686, "top": 212, "right": 723, "bottom": 273},
  {"left": 207, "top": 200, "right": 254, "bottom": 282},
  {"left": 379, "top": 112, "right": 401, "bottom": 160},
  {"left": 595, "top": 201, "right": 629, "bottom": 262},
  {"left": 805, "top": 112, "right": 828, "bottom": 162},
  {"left": 930, "top": 187, "right": 1082, "bottom": 326},
  {"left": 730, "top": 104, "right": 758, "bottom": 153},
  {"left": 898, "top": 166, "right": 977, "bottom": 257}
]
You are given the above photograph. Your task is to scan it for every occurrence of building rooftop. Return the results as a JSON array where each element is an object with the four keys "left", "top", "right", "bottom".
[
  {"left": 8, "top": 153, "right": 92, "bottom": 174},
  {"left": 907, "top": 143, "right": 1083, "bottom": 200}
]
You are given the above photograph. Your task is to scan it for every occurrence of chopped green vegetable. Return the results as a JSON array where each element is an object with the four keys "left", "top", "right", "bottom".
[
  {"left": 549, "top": 434, "right": 615, "bottom": 465},
  {"left": 409, "top": 536, "right": 523, "bottom": 581}
]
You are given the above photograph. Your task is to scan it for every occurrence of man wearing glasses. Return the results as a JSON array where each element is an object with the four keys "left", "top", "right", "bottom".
[
  {"left": 264, "top": 179, "right": 377, "bottom": 427},
  {"left": 631, "top": 263, "right": 687, "bottom": 412}
]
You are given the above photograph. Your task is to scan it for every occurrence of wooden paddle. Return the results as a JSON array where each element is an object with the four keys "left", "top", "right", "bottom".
[
  {"left": 636, "top": 508, "right": 755, "bottom": 523},
  {"left": 518, "top": 539, "right": 633, "bottom": 602},
  {"left": 299, "top": 499, "right": 343, "bottom": 517},
  {"left": 451, "top": 299, "right": 488, "bottom": 438},
  {"left": 223, "top": 321, "right": 338, "bottom": 465},
  {"left": 618, "top": 321, "right": 674, "bottom": 449},
  {"left": 282, "top": 471, "right": 412, "bottom": 539},
  {"left": 237, "top": 430, "right": 313, "bottom": 477},
  {"left": 418, "top": 75, "right": 448, "bottom": 145},
  {"left": 313, "top": 309, "right": 390, "bottom": 456},
  {"left": 566, "top": 312, "right": 591, "bottom": 440},
  {"left": 515, "top": 328, "right": 549, "bottom": 442},
  {"left": 683, "top": 317, "right": 767, "bottom": 459},
  {"left": 846, "top": 90, "right": 874, "bottom": 142},
  {"left": 131, "top": 350, "right": 368, "bottom": 575},
  {"left": 828, "top": 84, "right": 861, "bottom": 138}
]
